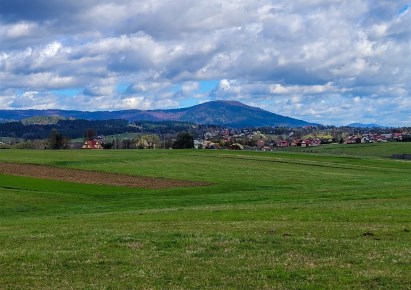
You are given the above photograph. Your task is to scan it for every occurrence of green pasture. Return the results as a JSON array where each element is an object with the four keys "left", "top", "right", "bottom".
[
  {"left": 288, "top": 142, "right": 411, "bottom": 158},
  {"left": 0, "top": 148, "right": 410, "bottom": 289}
]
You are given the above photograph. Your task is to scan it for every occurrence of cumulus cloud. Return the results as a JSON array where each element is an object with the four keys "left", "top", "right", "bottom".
[{"left": 0, "top": 0, "right": 410, "bottom": 126}]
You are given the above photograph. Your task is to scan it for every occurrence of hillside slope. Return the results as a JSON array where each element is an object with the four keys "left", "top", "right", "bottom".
[{"left": 0, "top": 100, "right": 315, "bottom": 127}]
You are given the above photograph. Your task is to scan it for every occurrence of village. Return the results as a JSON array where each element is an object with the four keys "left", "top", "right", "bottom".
[
  {"left": 194, "top": 128, "right": 410, "bottom": 151},
  {"left": 1, "top": 123, "right": 410, "bottom": 151},
  {"left": 73, "top": 127, "right": 411, "bottom": 151}
]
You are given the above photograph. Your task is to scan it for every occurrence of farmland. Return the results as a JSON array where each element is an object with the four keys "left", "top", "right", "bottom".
[{"left": 0, "top": 148, "right": 410, "bottom": 289}]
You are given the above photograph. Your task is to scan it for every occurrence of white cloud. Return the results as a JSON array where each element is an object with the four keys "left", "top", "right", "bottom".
[
  {"left": 4, "top": 22, "right": 37, "bottom": 38},
  {"left": 0, "top": 0, "right": 409, "bottom": 126},
  {"left": 181, "top": 82, "right": 200, "bottom": 95}
]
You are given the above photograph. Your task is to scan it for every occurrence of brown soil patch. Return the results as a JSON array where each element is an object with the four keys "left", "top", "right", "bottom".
[{"left": 0, "top": 162, "right": 207, "bottom": 189}]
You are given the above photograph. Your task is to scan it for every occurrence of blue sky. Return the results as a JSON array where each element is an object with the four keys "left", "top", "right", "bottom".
[{"left": 0, "top": 0, "right": 410, "bottom": 126}]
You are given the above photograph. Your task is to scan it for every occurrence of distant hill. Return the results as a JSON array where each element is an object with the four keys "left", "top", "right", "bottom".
[
  {"left": 21, "top": 116, "right": 68, "bottom": 125},
  {"left": 347, "top": 123, "right": 387, "bottom": 128},
  {"left": 0, "top": 100, "right": 315, "bottom": 128}
]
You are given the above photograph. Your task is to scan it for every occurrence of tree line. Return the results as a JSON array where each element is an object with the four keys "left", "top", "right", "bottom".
[{"left": 0, "top": 119, "right": 202, "bottom": 139}]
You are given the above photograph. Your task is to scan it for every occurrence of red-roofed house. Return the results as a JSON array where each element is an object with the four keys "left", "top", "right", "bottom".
[
  {"left": 277, "top": 140, "right": 289, "bottom": 147},
  {"left": 82, "top": 140, "right": 103, "bottom": 149}
]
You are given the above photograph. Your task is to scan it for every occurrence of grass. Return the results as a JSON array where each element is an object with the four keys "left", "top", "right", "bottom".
[
  {"left": 0, "top": 147, "right": 410, "bottom": 289},
  {"left": 287, "top": 142, "right": 411, "bottom": 158}
]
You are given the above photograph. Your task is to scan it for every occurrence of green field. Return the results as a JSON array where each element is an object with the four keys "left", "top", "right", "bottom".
[
  {"left": 289, "top": 142, "right": 411, "bottom": 158},
  {"left": 0, "top": 148, "right": 410, "bottom": 289}
]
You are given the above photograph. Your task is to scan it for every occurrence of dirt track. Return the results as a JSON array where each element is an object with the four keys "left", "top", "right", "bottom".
[{"left": 0, "top": 162, "right": 206, "bottom": 189}]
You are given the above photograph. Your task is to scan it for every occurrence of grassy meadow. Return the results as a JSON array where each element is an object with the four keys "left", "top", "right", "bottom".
[
  {"left": 288, "top": 142, "right": 411, "bottom": 158},
  {"left": 0, "top": 147, "right": 410, "bottom": 289}
]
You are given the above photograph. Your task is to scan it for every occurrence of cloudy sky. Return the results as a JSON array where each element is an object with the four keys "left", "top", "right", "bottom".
[{"left": 0, "top": 0, "right": 410, "bottom": 126}]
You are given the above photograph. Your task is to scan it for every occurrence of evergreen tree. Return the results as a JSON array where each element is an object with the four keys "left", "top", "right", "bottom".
[{"left": 173, "top": 132, "right": 194, "bottom": 149}]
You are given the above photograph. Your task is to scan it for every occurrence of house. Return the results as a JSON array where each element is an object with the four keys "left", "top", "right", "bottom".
[
  {"left": 290, "top": 139, "right": 302, "bottom": 146},
  {"left": 277, "top": 140, "right": 289, "bottom": 147},
  {"left": 375, "top": 135, "right": 388, "bottom": 142},
  {"left": 301, "top": 138, "right": 321, "bottom": 147},
  {"left": 82, "top": 140, "right": 103, "bottom": 149},
  {"left": 312, "top": 138, "right": 321, "bottom": 146},
  {"left": 301, "top": 140, "right": 311, "bottom": 147},
  {"left": 345, "top": 136, "right": 359, "bottom": 144}
]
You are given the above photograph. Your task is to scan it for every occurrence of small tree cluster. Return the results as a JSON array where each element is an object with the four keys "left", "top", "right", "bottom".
[
  {"left": 173, "top": 132, "right": 194, "bottom": 149},
  {"left": 48, "top": 129, "right": 69, "bottom": 149},
  {"left": 136, "top": 134, "right": 160, "bottom": 149}
]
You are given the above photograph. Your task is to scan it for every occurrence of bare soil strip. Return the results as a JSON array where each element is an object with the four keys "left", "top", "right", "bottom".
[{"left": 0, "top": 162, "right": 207, "bottom": 189}]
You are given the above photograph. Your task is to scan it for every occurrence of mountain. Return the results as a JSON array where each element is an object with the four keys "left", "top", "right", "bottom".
[
  {"left": 172, "top": 101, "right": 315, "bottom": 127},
  {"left": 347, "top": 123, "right": 387, "bottom": 128},
  {"left": 0, "top": 100, "right": 315, "bottom": 128}
]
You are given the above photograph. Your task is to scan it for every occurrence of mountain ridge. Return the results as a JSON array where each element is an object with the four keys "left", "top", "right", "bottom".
[
  {"left": 0, "top": 100, "right": 316, "bottom": 128},
  {"left": 347, "top": 123, "right": 387, "bottom": 128}
]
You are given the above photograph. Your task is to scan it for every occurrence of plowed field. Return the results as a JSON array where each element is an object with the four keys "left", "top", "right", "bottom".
[{"left": 0, "top": 162, "right": 206, "bottom": 189}]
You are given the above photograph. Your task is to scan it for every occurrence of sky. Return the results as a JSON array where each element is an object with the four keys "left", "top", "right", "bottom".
[{"left": 0, "top": 0, "right": 410, "bottom": 126}]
